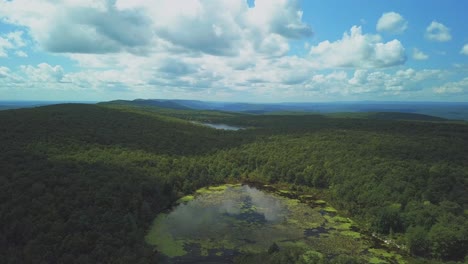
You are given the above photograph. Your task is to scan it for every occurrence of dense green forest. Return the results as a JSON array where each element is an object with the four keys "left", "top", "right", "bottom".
[{"left": 0, "top": 103, "right": 467, "bottom": 263}]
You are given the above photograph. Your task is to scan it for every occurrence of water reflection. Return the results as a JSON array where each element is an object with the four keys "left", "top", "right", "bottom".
[
  {"left": 195, "top": 122, "right": 244, "bottom": 130},
  {"left": 165, "top": 186, "right": 286, "bottom": 238}
]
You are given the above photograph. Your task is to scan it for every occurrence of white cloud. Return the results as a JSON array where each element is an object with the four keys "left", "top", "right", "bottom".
[
  {"left": 0, "top": 56, "right": 455, "bottom": 101},
  {"left": 21, "top": 63, "right": 64, "bottom": 82},
  {"left": 0, "top": 37, "right": 13, "bottom": 57},
  {"left": 15, "top": 51, "right": 28, "bottom": 57},
  {"left": 412, "top": 48, "right": 428, "bottom": 60},
  {"left": 461, "top": 44, "right": 468, "bottom": 55},
  {"left": 0, "top": 66, "right": 24, "bottom": 89},
  {"left": 376, "top": 12, "right": 408, "bottom": 34},
  {"left": 0, "top": 0, "right": 315, "bottom": 98},
  {"left": 434, "top": 78, "right": 468, "bottom": 94},
  {"left": 6, "top": 31, "right": 26, "bottom": 47},
  {"left": 0, "top": 0, "right": 312, "bottom": 56},
  {"left": 309, "top": 26, "right": 406, "bottom": 68},
  {"left": 425, "top": 21, "right": 451, "bottom": 42},
  {"left": 0, "top": 31, "right": 26, "bottom": 57},
  {"left": 1, "top": 0, "right": 465, "bottom": 102},
  {"left": 0, "top": 66, "right": 11, "bottom": 78},
  {"left": 346, "top": 68, "right": 445, "bottom": 95},
  {"left": 0, "top": 0, "right": 154, "bottom": 54}
]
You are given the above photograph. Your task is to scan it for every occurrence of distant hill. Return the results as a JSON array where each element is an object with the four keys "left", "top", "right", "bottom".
[
  {"left": 5, "top": 99, "right": 467, "bottom": 121},
  {"left": 326, "top": 112, "right": 448, "bottom": 122},
  {"left": 0, "top": 101, "right": 96, "bottom": 110},
  {"left": 102, "top": 99, "right": 468, "bottom": 121},
  {"left": 106, "top": 99, "right": 192, "bottom": 110},
  {"left": 367, "top": 112, "right": 448, "bottom": 121}
]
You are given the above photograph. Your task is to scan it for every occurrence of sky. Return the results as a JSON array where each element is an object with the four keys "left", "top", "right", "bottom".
[{"left": 0, "top": 0, "right": 467, "bottom": 102}]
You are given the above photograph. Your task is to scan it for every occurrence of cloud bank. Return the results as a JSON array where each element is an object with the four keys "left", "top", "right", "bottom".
[{"left": 0, "top": 0, "right": 466, "bottom": 100}]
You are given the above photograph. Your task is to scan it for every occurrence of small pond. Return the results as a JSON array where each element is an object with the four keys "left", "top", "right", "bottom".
[{"left": 146, "top": 184, "right": 405, "bottom": 263}]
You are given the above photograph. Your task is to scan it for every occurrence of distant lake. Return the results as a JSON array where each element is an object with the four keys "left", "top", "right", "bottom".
[{"left": 195, "top": 122, "right": 244, "bottom": 131}]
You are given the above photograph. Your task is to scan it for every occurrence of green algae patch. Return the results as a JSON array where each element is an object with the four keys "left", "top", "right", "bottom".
[
  {"left": 299, "top": 194, "right": 314, "bottom": 199},
  {"left": 314, "top": 199, "right": 327, "bottom": 205},
  {"left": 152, "top": 233, "right": 186, "bottom": 257},
  {"left": 145, "top": 215, "right": 186, "bottom": 257},
  {"left": 284, "top": 198, "right": 300, "bottom": 206},
  {"left": 336, "top": 222, "right": 353, "bottom": 230},
  {"left": 327, "top": 215, "right": 356, "bottom": 231},
  {"left": 332, "top": 216, "right": 352, "bottom": 223},
  {"left": 195, "top": 183, "right": 240, "bottom": 195},
  {"left": 323, "top": 206, "right": 338, "bottom": 213},
  {"left": 369, "top": 257, "right": 388, "bottom": 263},
  {"left": 176, "top": 195, "right": 194, "bottom": 204},
  {"left": 209, "top": 185, "right": 229, "bottom": 191}
]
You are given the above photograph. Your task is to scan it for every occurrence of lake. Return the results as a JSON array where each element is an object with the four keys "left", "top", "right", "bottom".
[
  {"left": 145, "top": 184, "right": 404, "bottom": 263},
  {"left": 196, "top": 122, "right": 244, "bottom": 131}
]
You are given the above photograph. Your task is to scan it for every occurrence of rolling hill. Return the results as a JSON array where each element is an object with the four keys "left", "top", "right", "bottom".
[{"left": 102, "top": 99, "right": 468, "bottom": 121}]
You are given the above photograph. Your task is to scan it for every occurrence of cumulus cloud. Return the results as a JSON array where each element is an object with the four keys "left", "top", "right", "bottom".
[
  {"left": 246, "top": 0, "right": 313, "bottom": 39},
  {"left": 309, "top": 26, "right": 406, "bottom": 68},
  {"left": 412, "top": 48, "right": 428, "bottom": 60},
  {"left": 0, "top": 31, "right": 26, "bottom": 57},
  {"left": 347, "top": 68, "right": 444, "bottom": 94},
  {"left": 461, "top": 44, "right": 468, "bottom": 55},
  {"left": 0, "top": 0, "right": 312, "bottom": 56},
  {"left": 376, "top": 12, "right": 408, "bottom": 34},
  {"left": 434, "top": 78, "right": 468, "bottom": 94},
  {"left": 425, "top": 21, "right": 451, "bottom": 42},
  {"left": 42, "top": 5, "right": 153, "bottom": 54},
  {"left": 21, "top": 63, "right": 64, "bottom": 82},
  {"left": 1, "top": 0, "right": 464, "bottom": 102}
]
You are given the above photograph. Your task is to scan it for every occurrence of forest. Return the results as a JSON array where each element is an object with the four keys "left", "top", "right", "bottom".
[{"left": 0, "top": 102, "right": 467, "bottom": 263}]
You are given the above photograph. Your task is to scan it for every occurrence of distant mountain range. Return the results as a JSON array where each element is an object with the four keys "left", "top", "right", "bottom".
[
  {"left": 105, "top": 99, "right": 468, "bottom": 121},
  {"left": 0, "top": 101, "right": 96, "bottom": 111},
  {"left": 2, "top": 99, "right": 468, "bottom": 121}
]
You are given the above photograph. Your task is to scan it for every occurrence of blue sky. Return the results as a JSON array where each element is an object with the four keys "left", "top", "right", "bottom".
[{"left": 0, "top": 0, "right": 467, "bottom": 102}]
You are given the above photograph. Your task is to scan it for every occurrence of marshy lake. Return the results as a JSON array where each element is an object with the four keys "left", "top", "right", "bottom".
[{"left": 145, "top": 184, "right": 405, "bottom": 263}]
